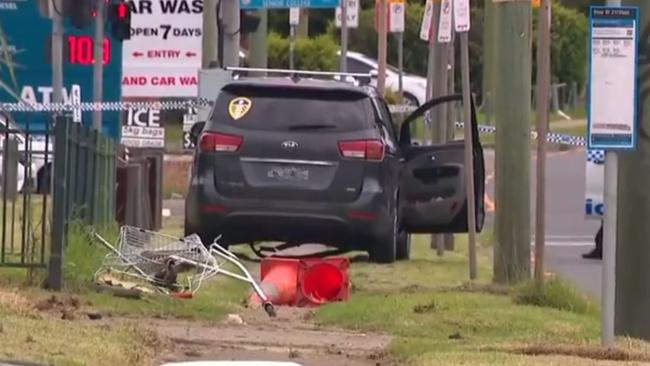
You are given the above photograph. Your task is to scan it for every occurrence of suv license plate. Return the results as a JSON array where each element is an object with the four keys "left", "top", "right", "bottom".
[{"left": 267, "top": 166, "right": 309, "bottom": 182}]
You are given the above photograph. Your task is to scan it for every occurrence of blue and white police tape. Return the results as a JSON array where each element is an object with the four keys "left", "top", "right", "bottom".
[{"left": 0, "top": 100, "right": 587, "bottom": 147}]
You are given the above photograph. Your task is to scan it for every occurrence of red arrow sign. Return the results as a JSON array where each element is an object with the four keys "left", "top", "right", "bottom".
[
  {"left": 185, "top": 51, "right": 197, "bottom": 58},
  {"left": 132, "top": 51, "right": 144, "bottom": 57}
]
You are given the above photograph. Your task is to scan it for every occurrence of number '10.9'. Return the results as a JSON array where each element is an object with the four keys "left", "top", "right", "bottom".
[{"left": 67, "top": 36, "right": 111, "bottom": 65}]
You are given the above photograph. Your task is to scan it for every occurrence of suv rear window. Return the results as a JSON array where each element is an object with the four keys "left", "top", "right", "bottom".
[{"left": 208, "top": 85, "right": 373, "bottom": 132}]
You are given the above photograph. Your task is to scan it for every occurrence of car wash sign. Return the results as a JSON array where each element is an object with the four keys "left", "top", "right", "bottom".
[
  {"left": 240, "top": 0, "right": 340, "bottom": 9},
  {"left": 0, "top": 0, "right": 123, "bottom": 139},
  {"left": 122, "top": 0, "right": 202, "bottom": 98}
]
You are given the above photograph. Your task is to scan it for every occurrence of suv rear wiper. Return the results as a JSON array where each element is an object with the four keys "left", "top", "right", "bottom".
[{"left": 288, "top": 124, "right": 337, "bottom": 131}]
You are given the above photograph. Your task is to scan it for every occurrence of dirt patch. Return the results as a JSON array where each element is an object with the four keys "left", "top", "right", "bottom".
[
  {"left": 153, "top": 306, "right": 395, "bottom": 365},
  {"left": 503, "top": 344, "right": 650, "bottom": 362},
  {"left": 32, "top": 294, "right": 101, "bottom": 321}
]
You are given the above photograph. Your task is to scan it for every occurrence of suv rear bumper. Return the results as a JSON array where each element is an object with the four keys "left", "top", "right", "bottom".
[{"left": 185, "top": 179, "right": 393, "bottom": 248}]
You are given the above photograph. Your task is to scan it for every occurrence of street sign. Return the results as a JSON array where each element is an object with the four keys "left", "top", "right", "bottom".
[
  {"left": 438, "top": 0, "right": 453, "bottom": 43},
  {"left": 388, "top": 0, "right": 405, "bottom": 33},
  {"left": 289, "top": 7, "right": 301, "bottom": 26},
  {"left": 587, "top": 6, "right": 639, "bottom": 150},
  {"left": 122, "top": 0, "right": 202, "bottom": 98},
  {"left": 420, "top": 0, "right": 434, "bottom": 41},
  {"left": 335, "top": 0, "right": 359, "bottom": 28},
  {"left": 0, "top": 0, "right": 122, "bottom": 139},
  {"left": 453, "top": 0, "right": 470, "bottom": 32},
  {"left": 240, "top": 0, "right": 341, "bottom": 9}
]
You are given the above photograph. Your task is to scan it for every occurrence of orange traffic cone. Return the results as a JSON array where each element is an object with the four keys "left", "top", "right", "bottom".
[
  {"left": 249, "top": 257, "right": 300, "bottom": 306},
  {"left": 298, "top": 258, "right": 350, "bottom": 306}
]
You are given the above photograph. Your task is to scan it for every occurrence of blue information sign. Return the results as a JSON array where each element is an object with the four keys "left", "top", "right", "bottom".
[
  {"left": 0, "top": 0, "right": 122, "bottom": 139},
  {"left": 240, "top": 0, "right": 340, "bottom": 9},
  {"left": 587, "top": 6, "right": 639, "bottom": 150}
]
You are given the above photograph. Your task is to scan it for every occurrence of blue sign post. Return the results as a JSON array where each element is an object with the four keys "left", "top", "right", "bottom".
[
  {"left": 0, "top": 0, "right": 122, "bottom": 139},
  {"left": 240, "top": 0, "right": 340, "bottom": 9}
]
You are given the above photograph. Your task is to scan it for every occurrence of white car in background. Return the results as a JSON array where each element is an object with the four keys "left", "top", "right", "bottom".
[
  {"left": 0, "top": 113, "right": 53, "bottom": 193},
  {"left": 338, "top": 51, "right": 428, "bottom": 106}
]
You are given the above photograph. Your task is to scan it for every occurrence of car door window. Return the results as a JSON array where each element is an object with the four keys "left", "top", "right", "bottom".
[
  {"left": 398, "top": 94, "right": 485, "bottom": 234},
  {"left": 346, "top": 58, "right": 374, "bottom": 74}
]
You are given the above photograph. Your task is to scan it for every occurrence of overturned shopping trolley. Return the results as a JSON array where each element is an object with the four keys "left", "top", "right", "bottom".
[{"left": 93, "top": 226, "right": 276, "bottom": 317}]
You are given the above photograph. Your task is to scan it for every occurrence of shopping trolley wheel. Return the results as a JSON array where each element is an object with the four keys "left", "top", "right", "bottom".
[{"left": 263, "top": 302, "right": 277, "bottom": 317}]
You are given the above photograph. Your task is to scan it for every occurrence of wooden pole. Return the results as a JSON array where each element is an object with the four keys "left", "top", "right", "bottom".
[
  {"left": 493, "top": 0, "right": 532, "bottom": 284},
  {"left": 377, "top": 0, "right": 387, "bottom": 95},
  {"left": 534, "top": 0, "right": 551, "bottom": 288}
]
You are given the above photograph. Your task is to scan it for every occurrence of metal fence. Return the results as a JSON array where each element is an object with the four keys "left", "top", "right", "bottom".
[
  {"left": 0, "top": 112, "right": 52, "bottom": 269},
  {"left": 47, "top": 115, "right": 117, "bottom": 288}
]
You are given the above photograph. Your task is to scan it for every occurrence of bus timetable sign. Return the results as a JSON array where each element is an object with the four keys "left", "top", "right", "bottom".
[{"left": 0, "top": 0, "right": 123, "bottom": 139}]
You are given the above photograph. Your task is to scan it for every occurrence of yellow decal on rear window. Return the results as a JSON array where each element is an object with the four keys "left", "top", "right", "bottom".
[{"left": 228, "top": 97, "right": 253, "bottom": 120}]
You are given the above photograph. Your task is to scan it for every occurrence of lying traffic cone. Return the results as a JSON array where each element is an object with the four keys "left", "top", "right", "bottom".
[
  {"left": 297, "top": 258, "right": 350, "bottom": 306},
  {"left": 249, "top": 257, "right": 300, "bottom": 307}
]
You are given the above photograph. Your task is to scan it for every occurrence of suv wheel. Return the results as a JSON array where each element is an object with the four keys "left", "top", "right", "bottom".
[
  {"left": 369, "top": 208, "right": 397, "bottom": 264},
  {"left": 396, "top": 230, "right": 411, "bottom": 260}
]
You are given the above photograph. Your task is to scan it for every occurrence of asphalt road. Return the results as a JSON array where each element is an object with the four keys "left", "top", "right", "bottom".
[
  {"left": 483, "top": 147, "right": 602, "bottom": 300},
  {"left": 165, "top": 147, "right": 603, "bottom": 299}
]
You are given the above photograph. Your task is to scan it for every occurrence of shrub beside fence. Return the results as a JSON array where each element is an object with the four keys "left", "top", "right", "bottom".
[{"left": 49, "top": 115, "right": 116, "bottom": 290}]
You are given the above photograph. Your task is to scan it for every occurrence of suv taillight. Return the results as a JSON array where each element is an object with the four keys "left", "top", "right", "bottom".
[
  {"left": 338, "top": 139, "right": 385, "bottom": 161},
  {"left": 200, "top": 132, "right": 243, "bottom": 152}
]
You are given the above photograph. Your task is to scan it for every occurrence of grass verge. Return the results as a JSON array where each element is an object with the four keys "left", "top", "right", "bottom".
[
  {"left": 0, "top": 297, "right": 162, "bottom": 366},
  {"left": 0, "top": 221, "right": 252, "bottom": 364},
  {"left": 314, "top": 235, "right": 632, "bottom": 365}
]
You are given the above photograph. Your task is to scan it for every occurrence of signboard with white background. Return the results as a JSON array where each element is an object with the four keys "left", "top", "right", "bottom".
[
  {"left": 122, "top": 0, "right": 202, "bottom": 98},
  {"left": 388, "top": 0, "right": 405, "bottom": 33},
  {"left": 335, "top": 0, "right": 359, "bottom": 28}
]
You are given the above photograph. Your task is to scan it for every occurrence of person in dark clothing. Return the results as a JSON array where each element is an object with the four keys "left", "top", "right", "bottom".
[{"left": 583, "top": 221, "right": 603, "bottom": 259}]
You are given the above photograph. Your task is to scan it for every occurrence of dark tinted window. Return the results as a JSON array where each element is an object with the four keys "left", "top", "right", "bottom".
[
  {"left": 209, "top": 85, "right": 373, "bottom": 132},
  {"left": 346, "top": 58, "right": 373, "bottom": 74}
]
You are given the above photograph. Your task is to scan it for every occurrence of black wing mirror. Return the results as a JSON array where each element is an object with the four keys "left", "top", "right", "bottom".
[{"left": 189, "top": 121, "right": 206, "bottom": 146}]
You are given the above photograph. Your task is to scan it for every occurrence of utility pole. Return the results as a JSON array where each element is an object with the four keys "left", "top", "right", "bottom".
[
  {"left": 297, "top": 8, "right": 309, "bottom": 38},
  {"left": 202, "top": 0, "right": 219, "bottom": 68},
  {"left": 533, "top": 0, "right": 551, "bottom": 287},
  {"left": 428, "top": 0, "right": 444, "bottom": 254},
  {"left": 52, "top": 0, "right": 63, "bottom": 106},
  {"left": 453, "top": 0, "right": 477, "bottom": 281},
  {"left": 92, "top": 0, "right": 105, "bottom": 131},
  {"left": 376, "top": 0, "right": 387, "bottom": 95},
  {"left": 424, "top": 1, "right": 435, "bottom": 149},
  {"left": 48, "top": 0, "right": 64, "bottom": 292},
  {"left": 339, "top": 0, "right": 348, "bottom": 73},
  {"left": 221, "top": 0, "right": 240, "bottom": 67},
  {"left": 438, "top": 0, "right": 454, "bottom": 252},
  {"left": 289, "top": 8, "right": 299, "bottom": 70},
  {"left": 613, "top": 0, "right": 650, "bottom": 344},
  {"left": 492, "top": 0, "right": 532, "bottom": 284},
  {"left": 482, "top": 0, "right": 494, "bottom": 125},
  {"left": 249, "top": 9, "right": 268, "bottom": 74}
]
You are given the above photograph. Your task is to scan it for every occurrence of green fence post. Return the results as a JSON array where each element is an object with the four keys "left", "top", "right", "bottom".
[{"left": 67, "top": 124, "right": 78, "bottom": 224}]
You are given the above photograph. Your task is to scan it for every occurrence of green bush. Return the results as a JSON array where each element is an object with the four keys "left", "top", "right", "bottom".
[
  {"left": 267, "top": 32, "right": 338, "bottom": 71},
  {"left": 546, "top": 2, "right": 588, "bottom": 88},
  {"left": 513, "top": 278, "right": 596, "bottom": 314}
]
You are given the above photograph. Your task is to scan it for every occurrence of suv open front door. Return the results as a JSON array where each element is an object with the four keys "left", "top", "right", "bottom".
[{"left": 398, "top": 94, "right": 485, "bottom": 233}]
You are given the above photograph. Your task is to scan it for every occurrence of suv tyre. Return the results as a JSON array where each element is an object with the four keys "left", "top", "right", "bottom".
[{"left": 369, "top": 206, "right": 397, "bottom": 264}]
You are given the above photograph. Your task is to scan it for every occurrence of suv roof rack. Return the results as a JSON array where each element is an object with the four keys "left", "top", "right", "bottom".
[{"left": 224, "top": 67, "right": 375, "bottom": 86}]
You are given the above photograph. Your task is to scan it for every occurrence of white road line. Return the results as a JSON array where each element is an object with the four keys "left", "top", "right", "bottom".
[{"left": 530, "top": 241, "right": 593, "bottom": 247}]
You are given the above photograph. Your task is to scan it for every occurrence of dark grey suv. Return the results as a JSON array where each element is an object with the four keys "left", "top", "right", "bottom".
[{"left": 185, "top": 77, "right": 485, "bottom": 263}]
